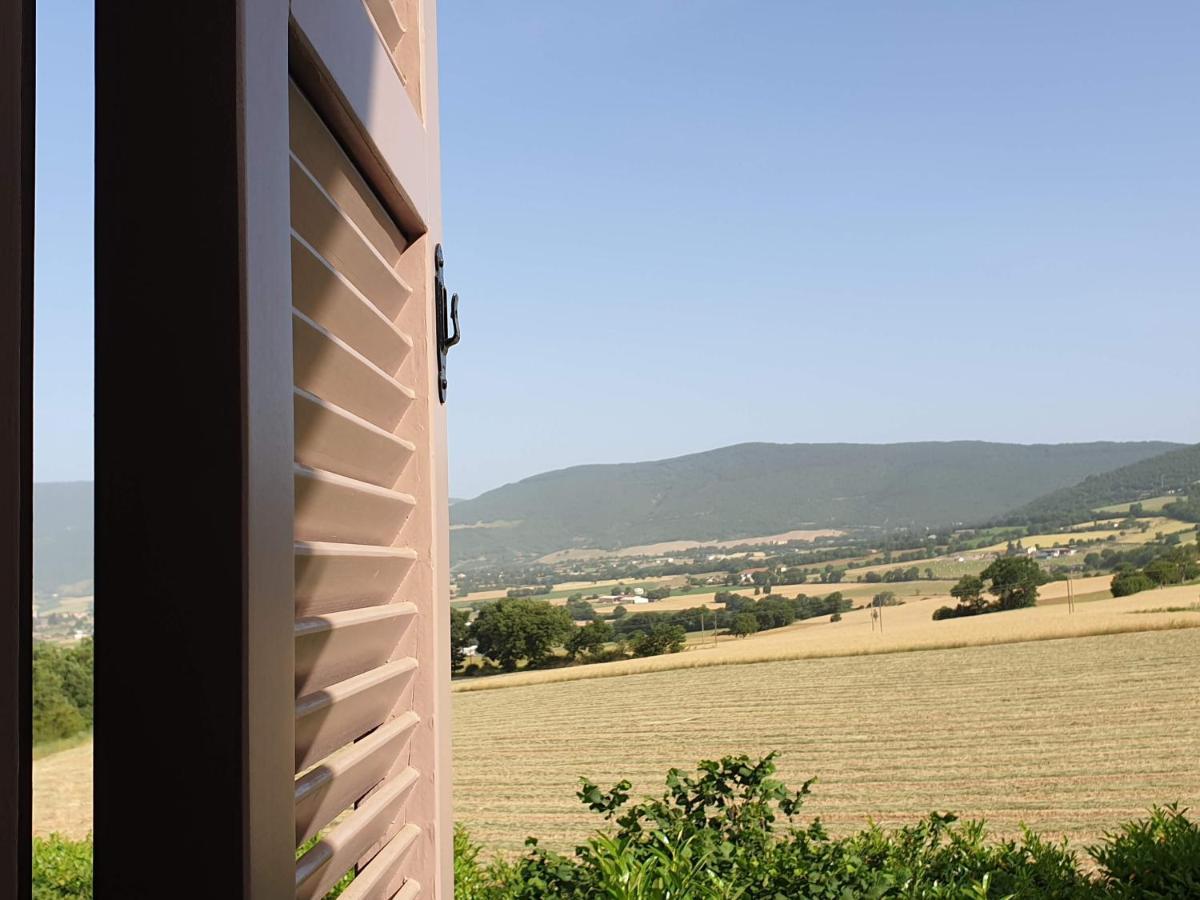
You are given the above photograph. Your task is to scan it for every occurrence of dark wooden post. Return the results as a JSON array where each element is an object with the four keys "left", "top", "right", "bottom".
[
  {"left": 0, "top": 0, "right": 35, "bottom": 896},
  {"left": 94, "top": 1, "right": 295, "bottom": 895}
]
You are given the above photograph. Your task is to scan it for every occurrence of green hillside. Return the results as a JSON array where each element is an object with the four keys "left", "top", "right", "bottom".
[
  {"left": 33, "top": 481, "right": 94, "bottom": 597},
  {"left": 996, "top": 443, "right": 1200, "bottom": 530},
  {"left": 450, "top": 441, "right": 1180, "bottom": 563}
]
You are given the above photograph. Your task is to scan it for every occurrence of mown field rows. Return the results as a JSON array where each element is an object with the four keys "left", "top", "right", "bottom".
[{"left": 452, "top": 627, "right": 1200, "bottom": 855}]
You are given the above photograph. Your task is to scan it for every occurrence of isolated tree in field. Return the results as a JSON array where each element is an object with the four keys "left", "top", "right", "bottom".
[
  {"left": 449, "top": 607, "right": 472, "bottom": 672},
  {"left": 949, "top": 574, "right": 987, "bottom": 612},
  {"left": 469, "top": 598, "right": 574, "bottom": 671},
  {"left": 872, "top": 591, "right": 897, "bottom": 608},
  {"left": 566, "top": 619, "right": 614, "bottom": 660},
  {"left": 610, "top": 604, "right": 627, "bottom": 619},
  {"left": 729, "top": 613, "right": 759, "bottom": 638},
  {"left": 980, "top": 557, "right": 1042, "bottom": 610}
]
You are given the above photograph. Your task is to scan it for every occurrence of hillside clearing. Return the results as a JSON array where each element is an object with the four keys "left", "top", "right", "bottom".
[{"left": 452, "top": 627, "right": 1200, "bottom": 855}]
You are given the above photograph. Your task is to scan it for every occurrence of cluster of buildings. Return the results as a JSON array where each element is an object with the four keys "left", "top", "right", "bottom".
[{"left": 32, "top": 605, "right": 94, "bottom": 643}]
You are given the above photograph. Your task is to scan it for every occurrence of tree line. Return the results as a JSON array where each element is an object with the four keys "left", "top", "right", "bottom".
[
  {"left": 33, "top": 638, "right": 93, "bottom": 745},
  {"left": 449, "top": 589, "right": 854, "bottom": 677},
  {"left": 1110, "top": 544, "right": 1200, "bottom": 597}
]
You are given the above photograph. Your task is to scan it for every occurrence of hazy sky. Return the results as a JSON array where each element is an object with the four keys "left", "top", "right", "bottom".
[{"left": 35, "top": 2, "right": 1200, "bottom": 497}]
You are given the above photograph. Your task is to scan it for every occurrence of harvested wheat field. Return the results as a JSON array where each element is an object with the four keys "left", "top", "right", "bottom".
[
  {"left": 33, "top": 737, "right": 92, "bottom": 838},
  {"left": 453, "top": 627, "right": 1200, "bottom": 855}
]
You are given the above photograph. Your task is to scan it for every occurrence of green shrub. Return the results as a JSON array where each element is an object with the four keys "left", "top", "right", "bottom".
[
  {"left": 1111, "top": 569, "right": 1156, "bottom": 597},
  {"left": 32, "top": 834, "right": 92, "bottom": 900},
  {"left": 1089, "top": 804, "right": 1200, "bottom": 897},
  {"left": 454, "top": 754, "right": 1200, "bottom": 899}
]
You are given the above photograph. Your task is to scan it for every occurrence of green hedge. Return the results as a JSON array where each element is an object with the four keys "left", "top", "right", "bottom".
[
  {"left": 454, "top": 753, "right": 1200, "bottom": 899},
  {"left": 32, "top": 755, "right": 1200, "bottom": 899}
]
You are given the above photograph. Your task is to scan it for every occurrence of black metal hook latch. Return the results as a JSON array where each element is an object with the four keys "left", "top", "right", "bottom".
[{"left": 434, "top": 244, "right": 460, "bottom": 403}]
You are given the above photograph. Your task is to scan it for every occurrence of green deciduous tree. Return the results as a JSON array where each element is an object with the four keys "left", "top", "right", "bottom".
[
  {"left": 949, "top": 574, "right": 987, "bottom": 612},
  {"left": 1111, "top": 568, "right": 1156, "bottom": 597},
  {"left": 980, "top": 557, "right": 1042, "bottom": 610},
  {"left": 469, "top": 598, "right": 575, "bottom": 671},
  {"left": 728, "top": 613, "right": 758, "bottom": 638},
  {"left": 1143, "top": 558, "right": 1182, "bottom": 586},
  {"left": 32, "top": 640, "right": 92, "bottom": 745},
  {"left": 566, "top": 620, "right": 614, "bottom": 660},
  {"left": 629, "top": 622, "right": 686, "bottom": 657}
]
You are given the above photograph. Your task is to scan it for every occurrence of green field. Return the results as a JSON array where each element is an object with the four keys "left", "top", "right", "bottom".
[{"left": 1095, "top": 495, "right": 1181, "bottom": 515}]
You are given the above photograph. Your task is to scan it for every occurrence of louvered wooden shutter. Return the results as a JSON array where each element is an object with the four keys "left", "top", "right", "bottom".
[
  {"left": 95, "top": 1, "right": 450, "bottom": 896},
  {"left": 289, "top": 1, "right": 451, "bottom": 896}
]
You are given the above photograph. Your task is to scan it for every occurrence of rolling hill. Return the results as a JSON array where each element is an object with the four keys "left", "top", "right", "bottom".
[
  {"left": 450, "top": 441, "right": 1181, "bottom": 563},
  {"left": 995, "top": 443, "right": 1200, "bottom": 530}
]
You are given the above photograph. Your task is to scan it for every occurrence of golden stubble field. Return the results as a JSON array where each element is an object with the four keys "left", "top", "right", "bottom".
[
  {"left": 453, "top": 579, "right": 1196, "bottom": 692},
  {"left": 33, "top": 738, "right": 91, "bottom": 839},
  {"left": 452, "top": 626, "right": 1200, "bottom": 856}
]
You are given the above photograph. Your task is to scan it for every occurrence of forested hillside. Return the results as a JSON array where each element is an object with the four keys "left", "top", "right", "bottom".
[
  {"left": 450, "top": 441, "right": 1179, "bottom": 563},
  {"left": 995, "top": 443, "right": 1200, "bottom": 531}
]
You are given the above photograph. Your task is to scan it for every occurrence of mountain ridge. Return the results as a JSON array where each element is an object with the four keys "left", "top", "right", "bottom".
[{"left": 450, "top": 440, "right": 1182, "bottom": 563}]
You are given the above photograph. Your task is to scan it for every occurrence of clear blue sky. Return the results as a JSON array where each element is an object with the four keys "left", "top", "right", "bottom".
[{"left": 35, "top": 1, "right": 1199, "bottom": 498}]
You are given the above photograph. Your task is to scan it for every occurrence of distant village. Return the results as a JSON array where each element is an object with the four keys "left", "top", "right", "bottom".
[{"left": 32, "top": 595, "right": 94, "bottom": 643}]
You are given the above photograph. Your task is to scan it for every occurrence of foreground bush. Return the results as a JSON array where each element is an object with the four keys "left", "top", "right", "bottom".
[
  {"left": 32, "top": 834, "right": 92, "bottom": 900},
  {"left": 455, "top": 753, "right": 1200, "bottom": 899},
  {"left": 30, "top": 761, "right": 1200, "bottom": 899}
]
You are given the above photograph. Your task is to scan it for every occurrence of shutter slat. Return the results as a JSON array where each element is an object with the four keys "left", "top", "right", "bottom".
[
  {"left": 294, "top": 711, "right": 420, "bottom": 845},
  {"left": 295, "top": 771, "right": 420, "bottom": 900},
  {"left": 290, "top": 155, "right": 412, "bottom": 318},
  {"left": 295, "top": 389, "right": 414, "bottom": 489},
  {"left": 294, "top": 464, "right": 415, "bottom": 546},
  {"left": 390, "top": 880, "right": 422, "bottom": 900},
  {"left": 296, "top": 603, "right": 418, "bottom": 696},
  {"left": 293, "top": 310, "right": 414, "bottom": 433},
  {"left": 290, "top": 62, "right": 436, "bottom": 894},
  {"left": 287, "top": 83, "right": 407, "bottom": 266},
  {"left": 295, "top": 658, "right": 418, "bottom": 772},
  {"left": 294, "top": 541, "right": 417, "bottom": 617},
  {"left": 362, "top": 0, "right": 406, "bottom": 53},
  {"left": 338, "top": 824, "right": 421, "bottom": 900},
  {"left": 292, "top": 235, "right": 412, "bottom": 374}
]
